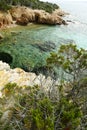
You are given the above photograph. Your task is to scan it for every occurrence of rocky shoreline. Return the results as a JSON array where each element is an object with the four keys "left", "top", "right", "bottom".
[
  {"left": 0, "top": 6, "right": 66, "bottom": 90},
  {"left": 0, "top": 6, "right": 67, "bottom": 30},
  {"left": 0, "top": 61, "right": 59, "bottom": 95}
]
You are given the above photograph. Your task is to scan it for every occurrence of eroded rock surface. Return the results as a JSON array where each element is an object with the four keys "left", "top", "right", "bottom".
[
  {"left": 0, "top": 6, "right": 67, "bottom": 28},
  {"left": 10, "top": 6, "right": 66, "bottom": 25},
  {"left": 0, "top": 61, "right": 58, "bottom": 91},
  {"left": 0, "top": 11, "right": 13, "bottom": 28}
]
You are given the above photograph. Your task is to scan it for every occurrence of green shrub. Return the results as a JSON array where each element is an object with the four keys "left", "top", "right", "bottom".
[
  {"left": 0, "top": 82, "right": 82, "bottom": 130},
  {"left": 0, "top": 0, "right": 59, "bottom": 13}
]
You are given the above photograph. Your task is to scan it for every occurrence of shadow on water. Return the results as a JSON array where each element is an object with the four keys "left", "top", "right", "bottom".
[{"left": 0, "top": 52, "right": 13, "bottom": 64}]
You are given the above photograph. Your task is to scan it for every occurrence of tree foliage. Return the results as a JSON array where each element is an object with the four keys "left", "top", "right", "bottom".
[
  {"left": 0, "top": 0, "right": 59, "bottom": 13},
  {"left": 0, "top": 82, "right": 81, "bottom": 130},
  {"left": 0, "top": 44, "right": 86, "bottom": 129},
  {"left": 47, "top": 44, "right": 87, "bottom": 81},
  {"left": 47, "top": 43, "right": 87, "bottom": 129}
]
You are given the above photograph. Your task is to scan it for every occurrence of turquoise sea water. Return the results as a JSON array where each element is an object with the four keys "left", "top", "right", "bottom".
[
  {"left": 0, "top": 1, "right": 87, "bottom": 73},
  {"left": 58, "top": 1, "right": 87, "bottom": 49},
  {"left": 58, "top": 1, "right": 87, "bottom": 24}
]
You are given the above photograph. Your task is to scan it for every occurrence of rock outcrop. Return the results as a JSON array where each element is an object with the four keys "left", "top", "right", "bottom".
[
  {"left": 10, "top": 6, "right": 67, "bottom": 25},
  {"left": 16, "top": 14, "right": 29, "bottom": 25},
  {"left": 0, "top": 6, "right": 67, "bottom": 28},
  {"left": 52, "top": 9, "right": 67, "bottom": 16},
  {"left": 34, "top": 9, "right": 63, "bottom": 25},
  {"left": 0, "top": 61, "right": 58, "bottom": 94},
  {"left": 10, "top": 7, "right": 36, "bottom": 22},
  {"left": 0, "top": 11, "right": 13, "bottom": 28}
]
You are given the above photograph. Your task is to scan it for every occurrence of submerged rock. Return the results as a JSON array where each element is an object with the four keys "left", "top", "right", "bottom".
[{"left": 32, "top": 41, "right": 56, "bottom": 52}]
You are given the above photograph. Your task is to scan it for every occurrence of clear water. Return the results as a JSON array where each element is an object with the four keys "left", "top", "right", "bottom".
[
  {"left": 58, "top": 0, "right": 87, "bottom": 49},
  {"left": 0, "top": 1, "right": 87, "bottom": 72},
  {"left": 58, "top": 1, "right": 87, "bottom": 24}
]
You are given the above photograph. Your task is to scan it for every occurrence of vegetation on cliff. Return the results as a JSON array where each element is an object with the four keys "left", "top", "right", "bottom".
[
  {"left": 0, "top": 0, "right": 64, "bottom": 27},
  {"left": 0, "top": 0, "right": 59, "bottom": 13},
  {"left": 0, "top": 44, "right": 87, "bottom": 130},
  {"left": 47, "top": 43, "right": 87, "bottom": 129},
  {"left": 0, "top": 83, "right": 81, "bottom": 130}
]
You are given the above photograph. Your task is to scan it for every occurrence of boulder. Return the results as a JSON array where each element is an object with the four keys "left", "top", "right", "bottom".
[
  {"left": 16, "top": 14, "right": 29, "bottom": 25},
  {"left": 62, "top": 20, "right": 68, "bottom": 25}
]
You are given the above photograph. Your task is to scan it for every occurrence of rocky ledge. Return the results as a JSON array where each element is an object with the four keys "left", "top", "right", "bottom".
[
  {"left": 0, "top": 61, "right": 58, "bottom": 95},
  {"left": 0, "top": 6, "right": 67, "bottom": 29},
  {"left": 0, "top": 11, "right": 13, "bottom": 28}
]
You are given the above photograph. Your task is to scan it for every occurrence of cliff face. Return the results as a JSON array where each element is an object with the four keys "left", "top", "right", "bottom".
[
  {"left": 0, "top": 11, "right": 13, "bottom": 28},
  {"left": 0, "top": 6, "right": 67, "bottom": 28},
  {"left": 0, "top": 61, "right": 58, "bottom": 94},
  {"left": 10, "top": 6, "right": 66, "bottom": 25}
]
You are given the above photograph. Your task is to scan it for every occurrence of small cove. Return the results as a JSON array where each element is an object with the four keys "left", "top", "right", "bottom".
[{"left": 0, "top": 9, "right": 87, "bottom": 74}]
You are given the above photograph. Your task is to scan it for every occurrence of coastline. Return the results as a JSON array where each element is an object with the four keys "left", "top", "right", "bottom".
[
  {"left": 0, "top": 2, "right": 87, "bottom": 129},
  {"left": 0, "top": 6, "right": 67, "bottom": 31}
]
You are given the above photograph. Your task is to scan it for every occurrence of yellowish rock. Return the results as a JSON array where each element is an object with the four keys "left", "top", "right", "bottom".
[{"left": 0, "top": 61, "right": 57, "bottom": 92}]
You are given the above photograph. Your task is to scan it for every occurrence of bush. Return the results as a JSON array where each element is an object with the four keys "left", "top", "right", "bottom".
[
  {"left": 0, "top": 1, "right": 11, "bottom": 11},
  {"left": 0, "top": 82, "right": 82, "bottom": 130},
  {"left": 0, "top": 0, "right": 59, "bottom": 13}
]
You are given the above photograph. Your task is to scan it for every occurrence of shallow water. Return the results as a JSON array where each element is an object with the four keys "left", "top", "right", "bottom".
[{"left": 0, "top": 19, "right": 87, "bottom": 73}]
